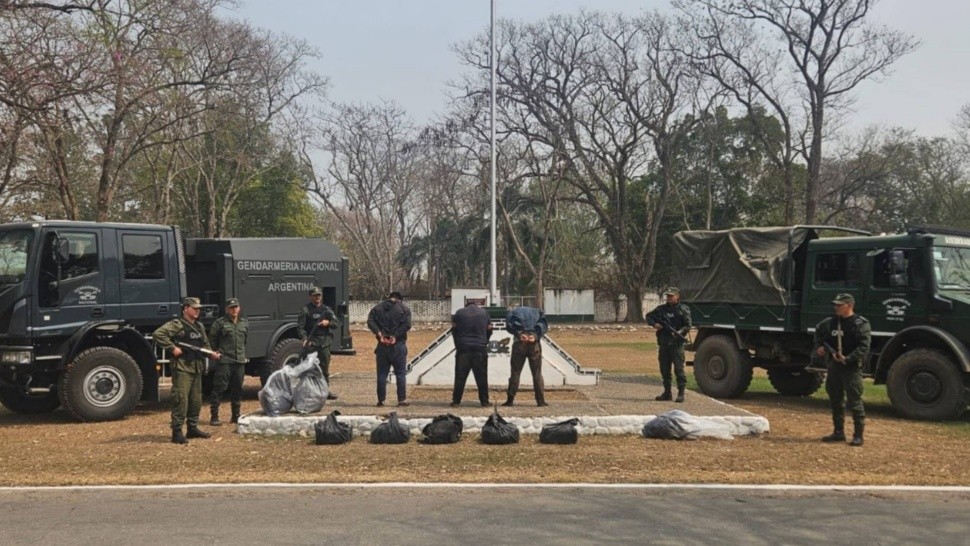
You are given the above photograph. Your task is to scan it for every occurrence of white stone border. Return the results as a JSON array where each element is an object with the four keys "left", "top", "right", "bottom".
[{"left": 236, "top": 413, "right": 769, "bottom": 437}]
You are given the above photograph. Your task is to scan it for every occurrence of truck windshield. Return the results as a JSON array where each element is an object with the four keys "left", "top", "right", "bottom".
[
  {"left": 0, "top": 229, "right": 34, "bottom": 285},
  {"left": 934, "top": 245, "right": 970, "bottom": 290}
]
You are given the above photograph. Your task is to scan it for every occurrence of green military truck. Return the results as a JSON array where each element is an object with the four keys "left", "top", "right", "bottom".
[
  {"left": 673, "top": 225, "right": 970, "bottom": 421},
  {"left": 0, "top": 220, "right": 353, "bottom": 422}
]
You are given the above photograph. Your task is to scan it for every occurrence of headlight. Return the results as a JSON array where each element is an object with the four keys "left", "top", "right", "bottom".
[{"left": 0, "top": 350, "right": 33, "bottom": 364}]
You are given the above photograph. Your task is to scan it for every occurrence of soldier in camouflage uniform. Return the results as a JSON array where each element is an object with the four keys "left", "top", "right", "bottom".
[
  {"left": 645, "top": 288, "right": 692, "bottom": 403},
  {"left": 298, "top": 286, "right": 340, "bottom": 400},
  {"left": 208, "top": 298, "right": 248, "bottom": 426},
  {"left": 154, "top": 297, "right": 221, "bottom": 444},
  {"left": 814, "top": 293, "right": 871, "bottom": 447}
]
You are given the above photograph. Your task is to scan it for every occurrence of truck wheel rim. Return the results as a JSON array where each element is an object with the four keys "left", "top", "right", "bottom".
[
  {"left": 907, "top": 371, "right": 942, "bottom": 403},
  {"left": 707, "top": 357, "right": 727, "bottom": 380},
  {"left": 83, "top": 365, "right": 125, "bottom": 407}
]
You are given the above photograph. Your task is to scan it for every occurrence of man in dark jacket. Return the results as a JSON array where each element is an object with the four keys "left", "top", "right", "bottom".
[
  {"left": 646, "top": 287, "right": 692, "bottom": 403},
  {"left": 503, "top": 305, "right": 549, "bottom": 407},
  {"left": 298, "top": 287, "right": 340, "bottom": 400},
  {"left": 450, "top": 301, "right": 494, "bottom": 407},
  {"left": 367, "top": 291, "right": 412, "bottom": 407},
  {"left": 814, "top": 293, "right": 871, "bottom": 447}
]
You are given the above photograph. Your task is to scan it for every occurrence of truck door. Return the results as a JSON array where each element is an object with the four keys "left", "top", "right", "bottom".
[
  {"left": 115, "top": 230, "right": 178, "bottom": 327},
  {"left": 35, "top": 228, "right": 108, "bottom": 331},
  {"left": 863, "top": 248, "right": 929, "bottom": 336},
  {"left": 803, "top": 250, "right": 863, "bottom": 331}
]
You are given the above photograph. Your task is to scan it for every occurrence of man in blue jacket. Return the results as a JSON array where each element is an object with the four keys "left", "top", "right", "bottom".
[
  {"left": 367, "top": 291, "right": 412, "bottom": 407},
  {"left": 502, "top": 305, "right": 549, "bottom": 407}
]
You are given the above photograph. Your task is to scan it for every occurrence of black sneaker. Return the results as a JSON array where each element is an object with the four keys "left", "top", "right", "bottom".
[
  {"left": 449, "top": 402, "right": 461, "bottom": 407},
  {"left": 376, "top": 401, "right": 385, "bottom": 407}
]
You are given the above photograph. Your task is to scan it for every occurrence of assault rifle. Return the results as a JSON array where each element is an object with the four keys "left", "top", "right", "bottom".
[
  {"left": 653, "top": 315, "right": 689, "bottom": 342},
  {"left": 174, "top": 341, "right": 219, "bottom": 359}
]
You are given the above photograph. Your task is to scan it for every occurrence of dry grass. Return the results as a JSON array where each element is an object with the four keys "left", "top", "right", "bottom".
[{"left": 1, "top": 327, "right": 969, "bottom": 486}]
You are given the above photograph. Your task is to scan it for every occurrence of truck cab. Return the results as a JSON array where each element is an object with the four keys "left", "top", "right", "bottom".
[
  {"left": 678, "top": 225, "right": 970, "bottom": 421},
  {"left": 0, "top": 220, "right": 354, "bottom": 422}
]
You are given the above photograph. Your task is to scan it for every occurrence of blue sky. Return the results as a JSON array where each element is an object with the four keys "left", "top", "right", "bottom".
[{"left": 228, "top": 0, "right": 970, "bottom": 138}]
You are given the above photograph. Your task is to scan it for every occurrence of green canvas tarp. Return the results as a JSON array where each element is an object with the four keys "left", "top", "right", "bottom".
[{"left": 672, "top": 227, "right": 814, "bottom": 306}]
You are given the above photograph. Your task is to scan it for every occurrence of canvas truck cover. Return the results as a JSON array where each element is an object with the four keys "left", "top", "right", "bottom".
[{"left": 672, "top": 227, "right": 814, "bottom": 306}]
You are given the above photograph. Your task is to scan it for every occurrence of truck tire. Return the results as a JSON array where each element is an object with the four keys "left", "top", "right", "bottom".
[
  {"left": 767, "top": 368, "right": 824, "bottom": 397},
  {"left": 693, "top": 335, "right": 753, "bottom": 398},
  {"left": 0, "top": 385, "right": 61, "bottom": 414},
  {"left": 260, "top": 338, "right": 304, "bottom": 387},
  {"left": 887, "top": 349, "right": 969, "bottom": 421},
  {"left": 58, "top": 347, "right": 144, "bottom": 422}
]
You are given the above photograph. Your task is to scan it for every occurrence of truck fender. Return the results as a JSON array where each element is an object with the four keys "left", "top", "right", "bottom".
[
  {"left": 690, "top": 328, "right": 743, "bottom": 352},
  {"left": 265, "top": 322, "right": 300, "bottom": 357},
  {"left": 877, "top": 325, "right": 970, "bottom": 381},
  {"left": 55, "top": 320, "right": 158, "bottom": 401}
]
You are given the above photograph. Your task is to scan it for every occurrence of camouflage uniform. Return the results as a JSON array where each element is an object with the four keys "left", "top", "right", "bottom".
[
  {"left": 208, "top": 299, "right": 248, "bottom": 425},
  {"left": 297, "top": 289, "right": 340, "bottom": 393},
  {"left": 153, "top": 301, "right": 212, "bottom": 436}
]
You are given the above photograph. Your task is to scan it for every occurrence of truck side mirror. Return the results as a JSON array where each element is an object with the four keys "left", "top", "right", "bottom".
[
  {"left": 889, "top": 250, "right": 907, "bottom": 288},
  {"left": 54, "top": 237, "right": 70, "bottom": 265}
]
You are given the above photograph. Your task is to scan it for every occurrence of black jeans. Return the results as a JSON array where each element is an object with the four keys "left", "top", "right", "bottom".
[
  {"left": 376, "top": 341, "right": 408, "bottom": 403},
  {"left": 453, "top": 351, "right": 489, "bottom": 405}
]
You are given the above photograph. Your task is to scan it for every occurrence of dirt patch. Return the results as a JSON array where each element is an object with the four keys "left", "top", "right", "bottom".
[{"left": 1, "top": 327, "right": 969, "bottom": 486}]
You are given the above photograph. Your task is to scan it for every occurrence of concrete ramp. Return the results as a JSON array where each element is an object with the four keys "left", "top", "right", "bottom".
[{"left": 403, "top": 321, "right": 601, "bottom": 386}]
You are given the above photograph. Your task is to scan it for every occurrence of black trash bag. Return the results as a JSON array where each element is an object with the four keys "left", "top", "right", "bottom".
[
  {"left": 539, "top": 418, "right": 580, "bottom": 444},
  {"left": 314, "top": 410, "right": 352, "bottom": 445},
  {"left": 258, "top": 367, "right": 293, "bottom": 417},
  {"left": 420, "top": 414, "right": 463, "bottom": 444},
  {"left": 370, "top": 411, "right": 411, "bottom": 444},
  {"left": 642, "top": 411, "right": 690, "bottom": 440},
  {"left": 290, "top": 355, "right": 329, "bottom": 414},
  {"left": 480, "top": 410, "right": 520, "bottom": 445}
]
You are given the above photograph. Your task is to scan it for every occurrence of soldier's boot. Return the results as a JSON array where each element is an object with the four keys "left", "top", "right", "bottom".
[
  {"left": 849, "top": 418, "right": 865, "bottom": 447},
  {"left": 675, "top": 387, "right": 686, "bottom": 403},
  {"left": 325, "top": 377, "right": 338, "bottom": 400},
  {"left": 821, "top": 419, "right": 846, "bottom": 442},
  {"left": 209, "top": 406, "right": 222, "bottom": 427},
  {"left": 230, "top": 404, "right": 241, "bottom": 424},
  {"left": 171, "top": 428, "right": 188, "bottom": 445},
  {"left": 655, "top": 388, "right": 672, "bottom": 401},
  {"left": 186, "top": 425, "right": 211, "bottom": 439},
  {"left": 536, "top": 394, "right": 548, "bottom": 407}
]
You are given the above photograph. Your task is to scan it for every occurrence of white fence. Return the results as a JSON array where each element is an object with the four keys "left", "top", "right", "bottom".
[{"left": 349, "top": 295, "right": 663, "bottom": 323}]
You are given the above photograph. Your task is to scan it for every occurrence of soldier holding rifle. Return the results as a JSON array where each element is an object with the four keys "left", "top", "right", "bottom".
[
  {"left": 645, "top": 288, "right": 692, "bottom": 403},
  {"left": 814, "top": 293, "right": 871, "bottom": 447},
  {"left": 153, "top": 297, "right": 222, "bottom": 445}
]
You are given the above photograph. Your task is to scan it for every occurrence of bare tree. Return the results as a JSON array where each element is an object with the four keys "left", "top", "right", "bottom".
[
  {"left": 678, "top": 0, "right": 918, "bottom": 222},
  {"left": 304, "top": 102, "right": 424, "bottom": 297},
  {"left": 456, "top": 11, "right": 705, "bottom": 321}
]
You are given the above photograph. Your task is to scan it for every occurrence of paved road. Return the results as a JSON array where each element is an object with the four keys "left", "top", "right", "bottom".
[{"left": 1, "top": 486, "right": 966, "bottom": 545}]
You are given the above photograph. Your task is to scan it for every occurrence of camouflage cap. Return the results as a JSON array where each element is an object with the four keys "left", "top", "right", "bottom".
[
  {"left": 664, "top": 287, "right": 680, "bottom": 296},
  {"left": 308, "top": 286, "right": 323, "bottom": 296},
  {"left": 182, "top": 297, "right": 202, "bottom": 309},
  {"left": 225, "top": 297, "right": 240, "bottom": 307},
  {"left": 832, "top": 293, "right": 855, "bottom": 305}
]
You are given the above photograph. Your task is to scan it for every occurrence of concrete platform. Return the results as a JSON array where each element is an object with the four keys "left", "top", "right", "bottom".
[{"left": 237, "top": 372, "right": 769, "bottom": 437}]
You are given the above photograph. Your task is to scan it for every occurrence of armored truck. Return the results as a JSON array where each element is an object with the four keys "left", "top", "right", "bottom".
[
  {"left": 0, "top": 220, "right": 353, "bottom": 421},
  {"left": 674, "top": 225, "right": 970, "bottom": 421}
]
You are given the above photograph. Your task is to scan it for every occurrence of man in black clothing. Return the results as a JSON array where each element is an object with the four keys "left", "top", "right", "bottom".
[
  {"left": 450, "top": 301, "right": 493, "bottom": 407},
  {"left": 297, "top": 287, "right": 340, "bottom": 400},
  {"left": 645, "top": 288, "right": 692, "bottom": 403},
  {"left": 367, "top": 291, "right": 412, "bottom": 407},
  {"left": 814, "top": 293, "right": 871, "bottom": 447}
]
